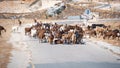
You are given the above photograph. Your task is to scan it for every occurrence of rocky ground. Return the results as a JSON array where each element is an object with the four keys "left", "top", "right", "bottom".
[{"left": 0, "top": 1, "right": 120, "bottom": 19}]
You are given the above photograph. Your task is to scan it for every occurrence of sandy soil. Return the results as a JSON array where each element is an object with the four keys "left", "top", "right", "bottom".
[{"left": 0, "top": 19, "right": 13, "bottom": 68}]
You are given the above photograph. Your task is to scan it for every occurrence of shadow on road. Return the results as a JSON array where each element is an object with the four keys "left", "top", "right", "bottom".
[{"left": 28, "top": 61, "right": 120, "bottom": 68}]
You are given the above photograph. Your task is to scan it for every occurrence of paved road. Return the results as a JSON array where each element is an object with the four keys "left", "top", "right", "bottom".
[{"left": 7, "top": 23, "right": 120, "bottom": 68}]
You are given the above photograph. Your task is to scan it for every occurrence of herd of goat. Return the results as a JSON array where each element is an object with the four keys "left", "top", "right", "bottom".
[
  {"left": 24, "top": 21, "right": 120, "bottom": 44},
  {"left": 0, "top": 20, "right": 120, "bottom": 44}
]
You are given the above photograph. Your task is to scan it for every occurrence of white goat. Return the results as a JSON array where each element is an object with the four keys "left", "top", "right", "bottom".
[
  {"left": 30, "top": 28, "right": 37, "bottom": 37},
  {"left": 12, "top": 26, "right": 19, "bottom": 32}
]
